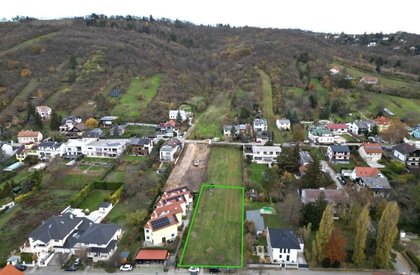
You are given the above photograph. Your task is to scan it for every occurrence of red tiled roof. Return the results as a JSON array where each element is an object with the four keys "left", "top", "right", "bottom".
[
  {"left": 361, "top": 143, "right": 383, "bottom": 154},
  {"left": 136, "top": 249, "right": 169, "bottom": 260},
  {"left": 0, "top": 264, "right": 25, "bottom": 275},
  {"left": 17, "top": 130, "right": 41, "bottom": 138},
  {"left": 152, "top": 203, "right": 183, "bottom": 219},
  {"left": 355, "top": 167, "right": 381, "bottom": 177},
  {"left": 375, "top": 116, "right": 391, "bottom": 125},
  {"left": 326, "top": 123, "right": 348, "bottom": 130}
]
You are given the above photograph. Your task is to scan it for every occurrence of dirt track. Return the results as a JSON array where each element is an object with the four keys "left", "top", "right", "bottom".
[{"left": 165, "top": 143, "right": 210, "bottom": 192}]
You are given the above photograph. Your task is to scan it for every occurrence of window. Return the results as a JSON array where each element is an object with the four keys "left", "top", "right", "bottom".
[
  {"left": 146, "top": 236, "right": 150, "bottom": 240},
  {"left": 146, "top": 229, "right": 149, "bottom": 233}
]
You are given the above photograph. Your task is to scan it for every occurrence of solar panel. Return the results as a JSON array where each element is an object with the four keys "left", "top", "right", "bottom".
[{"left": 151, "top": 217, "right": 170, "bottom": 230}]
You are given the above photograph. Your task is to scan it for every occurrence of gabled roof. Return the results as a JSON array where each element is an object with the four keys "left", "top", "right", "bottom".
[
  {"left": 246, "top": 210, "right": 265, "bottom": 233},
  {"left": 18, "top": 130, "right": 41, "bottom": 138},
  {"left": 360, "top": 143, "right": 383, "bottom": 154},
  {"left": 354, "top": 167, "right": 381, "bottom": 178},
  {"left": 0, "top": 264, "right": 24, "bottom": 275},
  {"left": 144, "top": 214, "right": 178, "bottom": 231},
  {"left": 77, "top": 223, "right": 121, "bottom": 245},
  {"left": 253, "top": 118, "right": 267, "bottom": 126},
  {"left": 129, "top": 137, "right": 151, "bottom": 146},
  {"left": 36, "top": 105, "right": 51, "bottom": 112},
  {"left": 360, "top": 177, "right": 391, "bottom": 190},
  {"left": 329, "top": 145, "right": 350, "bottom": 153},
  {"left": 268, "top": 228, "right": 301, "bottom": 250},
  {"left": 161, "top": 138, "right": 181, "bottom": 149},
  {"left": 353, "top": 120, "right": 375, "bottom": 129},
  {"left": 29, "top": 213, "right": 83, "bottom": 243},
  {"left": 301, "top": 189, "right": 347, "bottom": 204},
  {"left": 136, "top": 249, "right": 169, "bottom": 260},
  {"left": 100, "top": 116, "right": 119, "bottom": 121},
  {"left": 310, "top": 126, "right": 333, "bottom": 136},
  {"left": 375, "top": 116, "right": 391, "bottom": 126},
  {"left": 326, "top": 123, "right": 348, "bottom": 130},
  {"left": 152, "top": 203, "right": 183, "bottom": 219},
  {"left": 38, "top": 141, "right": 63, "bottom": 149},
  {"left": 393, "top": 143, "right": 418, "bottom": 155}
]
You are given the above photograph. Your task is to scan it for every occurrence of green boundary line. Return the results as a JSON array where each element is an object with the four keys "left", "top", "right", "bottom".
[{"left": 178, "top": 184, "right": 245, "bottom": 269}]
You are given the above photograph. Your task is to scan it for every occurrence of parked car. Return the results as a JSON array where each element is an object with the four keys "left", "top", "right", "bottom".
[
  {"left": 15, "top": 264, "right": 27, "bottom": 271},
  {"left": 189, "top": 266, "right": 200, "bottom": 274},
  {"left": 209, "top": 268, "right": 220, "bottom": 273},
  {"left": 74, "top": 258, "right": 81, "bottom": 266},
  {"left": 120, "top": 264, "right": 133, "bottom": 271},
  {"left": 65, "top": 264, "right": 78, "bottom": 271}
]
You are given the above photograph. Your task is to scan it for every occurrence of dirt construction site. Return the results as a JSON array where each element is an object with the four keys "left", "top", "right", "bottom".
[{"left": 165, "top": 143, "right": 210, "bottom": 192}]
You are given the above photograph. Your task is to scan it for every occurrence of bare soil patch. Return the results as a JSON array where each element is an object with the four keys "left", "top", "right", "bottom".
[{"left": 165, "top": 143, "right": 210, "bottom": 192}]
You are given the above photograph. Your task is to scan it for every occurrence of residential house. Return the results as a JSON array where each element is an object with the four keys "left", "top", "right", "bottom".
[
  {"left": 246, "top": 210, "right": 265, "bottom": 235},
  {"left": 99, "top": 116, "right": 119, "bottom": 127},
  {"left": 0, "top": 141, "right": 16, "bottom": 157},
  {"left": 327, "top": 145, "right": 350, "bottom": 163},
  {"left": 64, "top": 139, "right": 91, "bottom": 157},
  {"left": 350, "top": 167, "right": 390, "bottom": 197},
  {"left": 393, "top": 143, "right": 420, "bottom": 168},
  {"left": 143, "top": 214, "right": 179, "bottom": 246},
  {"left": 38, "top": 141, "right": 66, "bottom": 160},
  {"left": 159, "top": 185, "right": 193, "bottom": 214},
  {"left": 110, "top": 124, "right": 128, "bottom": 136},
  {"left": 82, "top": 128, "right": 104, "bottom": 139},
  {"left": 15, "top": 144, "right": 39, "bottom": 162},
  {"left": 374, "top": 116, "right": 391, "bottom": 132},
  {"left": 301, "top": 188, "right": 347, "bottom": 206},
  {"left": 129, "top": 137, "right": 153, "bottom": 156},
  {"left": 243, "top": 145, "right": 281, "bottom": 165},
  {"left": 169, "top": 110, "right": 192, "bottom": 122},
  {"left": 308, "top": 126, "right": 334, "bottom": 144},
  {"left": 329, "top": 66, "right": 340, "bottom": 75},
  {"left": 17, "top": 130, "right": 43, "bottom": 144},
  {"left": 159, "top": 138, "right": 182, "bottom": 162},
  {"left": 347, "top": 120, "right": 376, "bottom": 135},
  {"left": 156, "top": 122, "right": 175, "bottom": 140},
  {"left": 358, "top": 143, "right": 383, "bottom": 162},
  {"left": 28, "top": 213, "right": 122, "bottom": 262},
  {"left": 255, "top": 131, "right": 272, "bottom": 144},
  {"left": 223, "top": 124, "right": 251, "bottom": 137},
  {"left": 253, "top": 117, "right": 268, "bottom": 133},
  {"left": 325, "top": 123, "right": 348, "bottom": 135},
  {"left": 266, "top": 228, "right": 304, "bottom": 268},
  {"left": 360, "top": 76, "right": 378, "bottom": 85},
  {"left": 84, "top": 140, "right": 127, "bottom": 158},
  {"left": 411, "top": 125, "right": 420, "bottom": 139},
  {"left": 0, "top": 264, "right": 24, "bottom": 275},
  {"left": 276, "top": 119, "right": 291, "bottom": 130},
  {"left": 35, "top": 105, "right": 52, "bottom": 120},
  {"left": 59, "top": 116, "right": 82, "bottom": 133},
  {"left": 299, "top": 151, "right": 313, "bottom": 176}
]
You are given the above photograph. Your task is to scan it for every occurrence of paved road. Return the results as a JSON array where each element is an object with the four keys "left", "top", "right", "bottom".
[{"left": 320, "top": 160, "right": 343, "bottom": 189}]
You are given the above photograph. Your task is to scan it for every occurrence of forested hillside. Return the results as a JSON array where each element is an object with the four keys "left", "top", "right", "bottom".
[{"left": 0, "top": 15, "right": 419, "bottom": 132}]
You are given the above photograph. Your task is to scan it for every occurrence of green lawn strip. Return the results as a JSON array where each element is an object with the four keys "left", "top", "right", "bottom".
[
  {"left": 0, "top": 205, "right": 21, "bottom": 228},
  {"left": 245, "top": 201, "right": 285, "bottom": 228},
  {"left": 78, "top": 190, "right": 113, "bottom": 211},
  {"left": 259, "top": 70, "right": 286, "bottom": 143},
  {"left": 247, "top": 163, "right": 266, "bottom": 189},
  {"left": 60, "top": 174, "right": 97, "bottom": 189},
  {"left": 308, "top": 147, "right": 326, "bottom": 161},
  {"left": 180, "top": 185, "right": 244, "bottom": 267},
  {"left": 112, "top": 74, "right": 161, "bottom": 120},
  {"left": 124, "top": 125, "right": 156, "bottom": 138},
  {"left": 105, "top": 170, "right": 125, "bottom": 182},
  {"left": 9, "top": 170, "right": 32, "bottom": 184},
  {"left": 312, "top": 78, "right": 328, "bottom": 97},
  {"left": 123, "top": 155, "right": 146, "bottom": 164},
  {"left": 104, "top": 203, "right": 126, "bottom": 224},
  {"left": 206, "top": 147, "right": 243, "bottom": 187},
  {"left": 0, "top": 78, "right": 38, "bottom": 119},
  {"left": 0, "top": 32, "right": 58, "bottom": 57},
  {"left": 190, "top": 103, "right": 229, "bottom": 139}
]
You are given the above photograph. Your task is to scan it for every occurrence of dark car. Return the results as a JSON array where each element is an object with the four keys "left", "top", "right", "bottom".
[
  {"left": 65, "top": 264, "right": 78, "bottom": 271},
  {"left": 209, "top": 268, "right": 220, "bottom": 273},
  {"left": 15, "top": 264, "right": 27, "bottom": 271}
]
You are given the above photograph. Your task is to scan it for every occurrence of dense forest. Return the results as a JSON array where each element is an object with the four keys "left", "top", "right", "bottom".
[{"left": 0, "top": 15, "right": 419, "bottom": 127}]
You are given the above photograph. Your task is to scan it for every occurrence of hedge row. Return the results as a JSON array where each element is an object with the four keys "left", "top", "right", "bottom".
[
  {"left": 106, "top": 185, "right": 124, "bottom": 204},
  {"left": 70, "top": 181, "right": 124, "bottom": 207},
  {"left": 406, "top": 250, "right": 420, "bottom": 272},
  {"left": 100, "top": 163, "right": 117, "bottom": 180},
  {"left": 15, "top": 190, "right": 36, "bottom": 203}
]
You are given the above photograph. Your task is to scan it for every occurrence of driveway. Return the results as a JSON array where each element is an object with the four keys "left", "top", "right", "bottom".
[{"left": 320, "top": 160, "right": 343, "bottom": 189}]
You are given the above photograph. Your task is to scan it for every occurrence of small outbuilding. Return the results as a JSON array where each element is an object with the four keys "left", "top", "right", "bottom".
[{"left": 135, "top": 249, "right": 169, "bottom": 264}]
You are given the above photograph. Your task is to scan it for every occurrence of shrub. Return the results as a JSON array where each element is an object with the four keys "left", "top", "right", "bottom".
[
  {"left": 389, "top": 160, "right": 406, "bottom": 174},
  {"left": 107, "top": 185, "right": 124, "bottom": 204},
  {"left": 15, "top": 190, "right": 36, "bottom": 203},
  {"left": 93, "top": 181, "right": 123, "bottom": 190},
  {"left": 406, "top": 250, "right": 420, "bottom": 272},
  {"left": 69, "top": 182, "right": 94, "bottom": 207}
]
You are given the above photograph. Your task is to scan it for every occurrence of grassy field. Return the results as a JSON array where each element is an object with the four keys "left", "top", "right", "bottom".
[
  {"left": 124, "top": 125, "right": 156, "bottom": 137},
  {"left": 60, "top": 174, "right": 97, "bottom": 189},
  {"left": 259, "top": 70, "right": 290, "bottom": 143},
  {"left": 112, "top": 74, "right": 161, "bottom": 121},
  {"left": 78, "top": 190, "right": 113, "bottom": 211},
  {"left": 189, "top": 103, "right": 229, "bottom": 139},
  {"left": 180, "top": 185, "right": 244, "bottom": 267},
  {"left": 104, "top": 170, "right": 125, "bottom": 182},
  {"left": 245, "top": 201, "right": 286, "bottom": 228},
  {"left": 247, "top": 163, "right": 266, "bottom": 191},
  {"left": 206, "top": 147, "right": 243, "bottom": 186}
]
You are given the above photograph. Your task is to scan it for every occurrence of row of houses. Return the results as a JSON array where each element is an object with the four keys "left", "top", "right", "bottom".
[{"left": 144, "top": 186, "right": 193, "bottom": 246}]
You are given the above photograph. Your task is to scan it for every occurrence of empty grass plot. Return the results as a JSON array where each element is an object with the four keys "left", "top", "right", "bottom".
[{"left": 179, "top": 184, "right": 244, "bottom": 268}]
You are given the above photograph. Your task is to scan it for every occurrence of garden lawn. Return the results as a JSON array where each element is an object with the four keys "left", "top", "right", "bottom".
[
  {"left": 180, "top": 186, "right": 243, "bottom": 267},
  {"left": 60, "top": 174, "right": 97, "bottom": 189},
  {"left": 105, "top": 170, "right": 125, "bottom": 182},
  {"left": 206, "top": 147, "right": 243, "bottom": 186},
  {"left": 247, "top": 163, "right": 266, "bottom": 188},
  {"left": 245, "top": 201, "right": 286, "bottom": 228},
  {"left": 78, "top": 190, "right": 113, "bottom": 211},
  {"left": 112, "top": 74, "right": 161, "bottom": 121},
  {"left": 259, "top": 70, "right": 289, "bottom": 143},
  {"left": 189, "top": 103, "right": 229, "bottom": 139}
]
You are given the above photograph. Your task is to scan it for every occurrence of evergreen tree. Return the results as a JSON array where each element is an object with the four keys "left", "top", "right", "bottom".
[
  {"left": 27, "top": 102, "right": 43, "bottom": 130},
  {"left": 353, "top": 204, "right": 370, "bottom": 266},
  {"left": 50, "top": 112, "right": 62, "bottom": 130},
  {"left": 300, "top": 156, "right": 328, "bottom": 188},
  {"left": 309, "top": 93, "right": 318, "bottom": 108},
  {"left": 312, "top": 204, "right": 334, "bottom": 263},
  {"left": 375, "top": 202, "right": 400, "bottom": 268},
  {"left": 277, "top": 144, "right": 299, "bottom": 173},
  {"left": 299, "top": 192, "right": 327, "bottom": 230},
  {"left": 230, "top": 125, "right": 236, "bottom": 138},
  {"left": 176, "top": 110, "right": 182, "bottom": 124}
]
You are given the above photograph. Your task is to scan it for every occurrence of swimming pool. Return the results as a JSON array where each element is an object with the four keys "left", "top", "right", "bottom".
[{"left": 3, "top": 162, "right": 24, "bottom": 172}]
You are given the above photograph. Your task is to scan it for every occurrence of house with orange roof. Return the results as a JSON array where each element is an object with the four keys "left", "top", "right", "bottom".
[
  {"left": 360, "top": 76, "right": 378, "bottom": 85},
  {"left": 351, "top": 167, "right": 390, "bottom": 197},
  {"left": 351, "top": 167, "right": 382, "bottom": 180},
  {"left": 0, "top": 264, "right": 24, "bottom": 275},
  {"left": 17, "top": 130, "right": 43, "bottom": 144},
  {"left": 358, "top": 143, "right": 383, "bottom": 162},
  {"left": 375, "top": 116, "right": 391, "bottom": 132},
  {"left": 325, "top": 123, "right": 348, "bottom": 135}
]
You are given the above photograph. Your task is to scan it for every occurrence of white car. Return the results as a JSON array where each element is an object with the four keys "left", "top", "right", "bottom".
[
  {"left": 120, "top": 264, "right": 133, "bottom": 271},
  {"left": 189, "top": 266, "right": 200, "bottom": 273}
]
